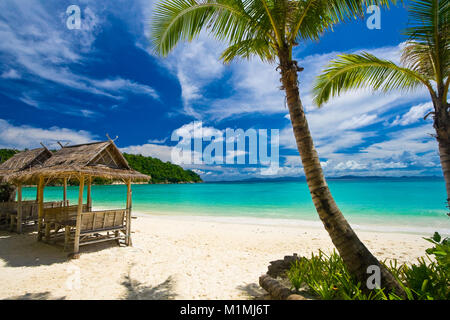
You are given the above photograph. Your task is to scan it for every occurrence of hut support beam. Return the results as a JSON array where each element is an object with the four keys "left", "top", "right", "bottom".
[
  {"left": 16, "top": 184, "right": 22, "bottom": 233},
  {"left": 37, "top": 177, "right": 44, "bottom": 241},
  {"left": 125, "top": 179, "right": 132, "bottom": 246},
  {"left": 63, "top": 178, "right": 67, "bottom": 205},
  {"left": 73, "top": 176, "right": 85, "bottom": 255},
  {"left": 87, "top": 176, "right": 92, "bottom": 211}
]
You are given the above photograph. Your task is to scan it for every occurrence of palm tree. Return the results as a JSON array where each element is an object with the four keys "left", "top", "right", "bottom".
[
  {"left": 314, "top": 0, "right": 449, "bottom": 211},
  {"left": 151, "top": 0, "right": 405, "bottom": 295}
]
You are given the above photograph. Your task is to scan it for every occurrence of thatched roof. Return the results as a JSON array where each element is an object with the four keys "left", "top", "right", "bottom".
[
  {"left": 5, "top": 141, "right": 150, "bottom": 184},
  {"left": 0, "top": 147, "right": 52, "bottom": 178}
]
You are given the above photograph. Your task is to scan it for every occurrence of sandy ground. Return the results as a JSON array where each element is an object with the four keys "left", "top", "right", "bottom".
[{"left": 0, "top": 214, "right": 432, "bottom": 300}]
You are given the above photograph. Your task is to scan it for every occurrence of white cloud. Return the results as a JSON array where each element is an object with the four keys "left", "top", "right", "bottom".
[
  {"left": 391, "top": 102, "right": 433, "bottom": 126},
  {"left": 161, "top": 35, "right": 226, "bottom": 118},
  {"left": 335, "top": 160, "right": 368, "bottom": 171},
  {"left": 148, "top": 137, "right": 168, "bottom": 144},
  {"left": 120, "top": 143, "right": 173, "bottom": 162},
  {"left": 362, "top": 124, "right": 437, "bottom": 159},
  {"left": 1, "top": 69, "right": 20, "bottom": 79},
  {"left": 173, "top": 121, "right": 223, "bottom": 141},
  {"left": 0, "top": 119, "right": 95, "bottom": 149}
]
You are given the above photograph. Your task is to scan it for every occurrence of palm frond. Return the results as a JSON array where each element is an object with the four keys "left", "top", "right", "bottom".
[
  {"left": 220, "top": 38, "right": 276, "bottom": 63},
  {"left": 313, "top": 52, "right": 433, "bottom": 106},
  {"left": 151, "top": 0, "right": 272, "bottom": 56},
  {"left": 403, "top": 0, "right": 450, "bottom": 85}
]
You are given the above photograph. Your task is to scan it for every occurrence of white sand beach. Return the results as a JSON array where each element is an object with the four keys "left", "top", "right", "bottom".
[{"left": 0, "top": 214, "right": 431, "bottom": 300}]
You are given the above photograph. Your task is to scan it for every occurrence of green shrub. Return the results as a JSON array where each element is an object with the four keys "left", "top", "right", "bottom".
[
  {"left": 287, "top": 233, "right": 449, "bottom": 300},
  {"left": 393, "top": 232, "right": 449, "bottom": 300},
  {"left": 286, "top": 250, "right": 388, "bottom": 300}
]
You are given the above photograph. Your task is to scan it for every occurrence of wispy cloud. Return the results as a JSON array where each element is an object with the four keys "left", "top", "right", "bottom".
[{"left": 0, "top": 0, "right": 159, "bottom": 114}]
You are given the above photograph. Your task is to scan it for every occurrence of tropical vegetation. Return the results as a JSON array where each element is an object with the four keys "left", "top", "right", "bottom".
[
  {"left": 0, "top": 149, "right": 19, "bottom": 164},
  {"left": 123, "top": 153, "right": 202, "bottom": 184},
  {"left": 287, "top": 233, "right": 449, "bottom": 300},
  {"left": 151, "top": 0, "right": 405, "bottom": 295}
]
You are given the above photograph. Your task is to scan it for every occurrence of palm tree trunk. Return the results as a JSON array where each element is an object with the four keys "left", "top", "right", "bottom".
[
  {"left": 434, "top": 101, "right": 450, "bottom": 212},
  {"left": 278, "top": 51, "right": 405, "bottom": 297}
]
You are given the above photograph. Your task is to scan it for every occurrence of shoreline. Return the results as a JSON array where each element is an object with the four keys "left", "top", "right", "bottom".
[
  {"left": 0, "top": 214, "right": 432, "bottom": 300},
  {"left": 93, "top": 206, "right": 450, "bottom": 237}
]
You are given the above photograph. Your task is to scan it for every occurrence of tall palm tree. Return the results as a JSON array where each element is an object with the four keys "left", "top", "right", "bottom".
[
  {"left": 314, "top": 0, "right": 449, "bottom": 211},
  {"left": 151, "top": 0, "right": 405, "bottom": 295}
]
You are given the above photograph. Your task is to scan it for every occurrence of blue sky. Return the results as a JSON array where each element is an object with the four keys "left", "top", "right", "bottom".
[{"left": 0, "top": 0, "right": 442, "bottom": 181}]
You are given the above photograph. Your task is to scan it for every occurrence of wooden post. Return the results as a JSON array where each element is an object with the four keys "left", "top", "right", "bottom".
[
  {"left": 45, "top": 221, "right": 51, "bottom": 242},
  {"left": 73, "top": 175, "right": 84, "bottom": 255},
  {"left": 16, "top": 184, "right": 22, "bottom": 233},
  {"left": 37, "top": 177, "right": 44, "bottom": 241},
  {"left": 87, "top": 176, "right": 92, "bottom": 211},
  {"left": 64, "top": 226, "right": 70, "bottom": 251},
  {"left": 125, "top": 179, "right": 132, "bottom": 246},
  {"left": 63, "top": 178, "right": 67, "bottom": 206}
]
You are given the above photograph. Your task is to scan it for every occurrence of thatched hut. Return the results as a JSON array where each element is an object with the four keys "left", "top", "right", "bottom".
[
  {"left": 4, "top": 140, "right": 150, "bottom": 256},
  {"left": 0, "top": 147, "right": 64, "bottom": 232},
  {"left": 0, "top": 147, "right": 52, "bottom": 174}
]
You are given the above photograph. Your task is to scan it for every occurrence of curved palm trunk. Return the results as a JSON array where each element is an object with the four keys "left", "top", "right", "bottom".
[
  {"left": 434, "top": 101, "right": 450, "bottom": 212},
  {"left": 278, "top": 51, "right": 405, "bottom": 296}
]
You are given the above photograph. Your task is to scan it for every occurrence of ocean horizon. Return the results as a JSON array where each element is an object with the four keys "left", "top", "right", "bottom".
[{"left": 21, "top": 178, "right": 450, "bottom": 236}]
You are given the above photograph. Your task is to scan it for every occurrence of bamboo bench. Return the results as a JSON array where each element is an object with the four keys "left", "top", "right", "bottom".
[
  {"left": 41, "top": 204, "right": 88, "bottom": 242},
  {"left": 73, "top": 209, "right": 128, "bottom": 248},
  {"left": 39, "top": 206, "right": 127, "bottom": 250},
  {"left": 1, "top": 200, "right": 66, "bottom": 232}
]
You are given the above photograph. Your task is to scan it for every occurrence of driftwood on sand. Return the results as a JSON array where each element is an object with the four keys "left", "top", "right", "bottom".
[{"left": 259, "top": 254, "right": 309, "bottom": 300}]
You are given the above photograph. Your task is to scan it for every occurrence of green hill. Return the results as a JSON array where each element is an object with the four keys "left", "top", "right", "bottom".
[
  {"left": 0, "top": 148, "right": 202, "bottom": 184},
  {"left": 123, "top": 153, "right": 202, "bottom": 184},
  {"left": 0, "top": 149, "right": 19, "bottom": 164}
]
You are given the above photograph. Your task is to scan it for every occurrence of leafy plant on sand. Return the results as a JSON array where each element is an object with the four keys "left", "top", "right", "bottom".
[
  {"left": 287, "top": 233, "right": 450, "bottom": 300},
  {"left": 151, "top": 0, "right": 406, "bottom": 296}
]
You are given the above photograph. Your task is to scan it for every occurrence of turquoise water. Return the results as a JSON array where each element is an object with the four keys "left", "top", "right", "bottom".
[{"left": 21, "top": 179, "right": 450, "bottom": 235}]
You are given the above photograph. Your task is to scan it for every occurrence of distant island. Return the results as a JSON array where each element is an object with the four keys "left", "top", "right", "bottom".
[
  {"left": 0, "top": 149, "right": 202, "bottom": 184},
  {"left": 211, "top": 175, "right": 444, "bottom": 183}
]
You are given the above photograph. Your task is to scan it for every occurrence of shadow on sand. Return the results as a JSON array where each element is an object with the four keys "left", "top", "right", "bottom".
[
  {"left": 3, "top": 292, "right": 66, "bottom": 300},
  {"left": 236, "top": 283, "right": 268, "bottom": 300},
  {"left": 0, "top": 230, "right": 122, "bottom": 267},
  {"left": 122, "top": 275, "right": 177, "bottom": 300},
  {"left": 0, "top": 231, "right": 67, "bottom": 267}
]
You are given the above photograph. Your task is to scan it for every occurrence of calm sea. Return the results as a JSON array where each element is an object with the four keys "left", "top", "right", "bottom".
[{"left": 21, "top": 178, "right": 450, "bottom": 235}]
